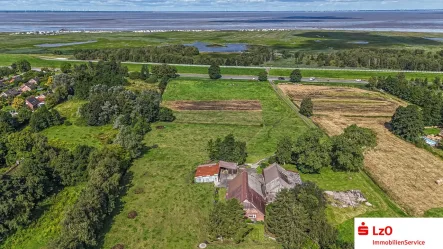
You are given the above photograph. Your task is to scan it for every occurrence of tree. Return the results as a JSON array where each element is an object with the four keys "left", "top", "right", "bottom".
[
  {"left": 29, "top": 106, "right": 63, "bottom": 132},
  {"left": 151, "top": 64, "right": 177, "bottom": 79},
  {"left": 157, "top": 107, "right": 175, "bottom": 122},
  {"left": 266, "top": 182, "right": 338, "bottom": 249},
  {"left": 367, "top": 76, "right": 378, "bottom": 90},
  {"left": 128, "top": 71, "right": 141, "bottom": 80},
  {"left": 390, "top": 105, "right": 424, "bottom": 142},
  {"left": 158, "top": 76, "right": 169, "bottom": 94},
  {"left": 12, "top": 97, "right": 24, "bottom": 110},
  {"left": 258, "top": 71, "right": 268, "bottom": 81},
  {"left": 275, "top": 136, "right": 292, "bottom": 165},
  {"left": 208, "top": 64, "right": 222, "bottom": 80},
  {"left": 16, "top": 60, "right": 31, "bottom": 72},
  {"left": 208, "top": 199, "right": 251, "bottom": 243},
  {"left": 292, "top": 130, "right": 331, "bottom": 173},
  {"left": 114, "top": 126, "right": 144, "bottom": 159},
  {"left": 299, "top": 98, "right": 313, "bottom": 117},
  {"left": 140, "top": 64, "right": 149, "bottom": 80},
  {"left": 331, "top": 136, "right": 364, "bottom": 172},
  {"left": 290, "top": 69, "right": 302, "bottom": 83},
  {"left": 60, "top": 62, "right": 72, "bottom": 73},
  {"left": 207, "top": 134, "right": 247, "bottom": 164},
  {"left": 341, "top": 124, "right": 377, "bottom": 149}
]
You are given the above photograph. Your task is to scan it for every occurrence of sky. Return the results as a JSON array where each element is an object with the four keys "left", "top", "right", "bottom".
[{"left": 0, "top": 0, "right": 442, "bottom": 11}]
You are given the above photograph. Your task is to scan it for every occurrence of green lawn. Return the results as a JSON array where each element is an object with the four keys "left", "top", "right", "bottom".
[
  {"left": 0, "top": 186, "right": 83, "bottom": 249},
  {"left": 424, "top": 127, "right": 441, "bottom": 135},
  {"left": 424, "top": 208, "right": 443, "bottom": 217},
  {"left": 171, "top": 110, "right": 263, "bottom": 126},
  {"left": 40, "top": 99, "right": 117, "bottom": 149}
]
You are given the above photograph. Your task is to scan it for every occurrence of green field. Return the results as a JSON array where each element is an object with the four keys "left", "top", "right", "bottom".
[
  {"left": 40, "top": 100, "right": 117, "bottom": 149},
  {"left": 101, "top": 79, "right": 309, "bottom": 248},
  {"left": 2, "top": 78, "right": 406, "bottom": 248},
  {"left": 269, "top": 68, "right": 443, "bottom": 80}
]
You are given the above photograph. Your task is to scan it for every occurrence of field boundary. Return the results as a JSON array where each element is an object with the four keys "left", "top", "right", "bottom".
[{"left": 268, "top": 81, "right": 317, "bottom": 128}]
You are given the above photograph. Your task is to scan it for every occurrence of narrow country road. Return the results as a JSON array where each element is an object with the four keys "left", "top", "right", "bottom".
[{"left": 179, "top": 73, "right": 368, "bottom": 84}]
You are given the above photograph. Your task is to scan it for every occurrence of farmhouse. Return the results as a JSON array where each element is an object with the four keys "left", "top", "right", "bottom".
[
  {"left": 226, "top": 171, "right": 266, "bottom": 221},
  {"left": 263, "top": 163, "right": 303, "bottom": 203},
  {"left": 0, "top": 89, "right": 21, "bottom": 98}
]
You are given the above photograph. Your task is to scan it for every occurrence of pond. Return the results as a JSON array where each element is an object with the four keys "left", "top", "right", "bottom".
[
  {"left": 424, "top": 37, "right": 443, "bottom": 42},
  {"left": 35, "top": 40, "right": 97, "bottom": 48},
  {"left": 348, "top": 41, "right": 369, "bottom": 44},
  {"left": 185, "top": 42, "right": 247, "bottom": 52}
]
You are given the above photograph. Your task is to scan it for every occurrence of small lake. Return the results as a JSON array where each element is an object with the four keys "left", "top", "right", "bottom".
[
  {"left": 348, "top": 41, "right": 369, "bottom": 44},
  {"left": 424, "top": 37, "right": 443, "bottom": 42},
  {"left": 185, "top": 42, "right": 247, "bottom": 52},
  {"left": 35, "top": 40, "right": 97, "bottom": 48}
]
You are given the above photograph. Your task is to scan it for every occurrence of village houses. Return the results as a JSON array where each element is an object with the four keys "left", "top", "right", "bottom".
[
  {"left": 0, "top": 89, "right": 21, "bottom": 98},
  {"left": 25, "top": 94, "right": 46, "bottom": 110}
]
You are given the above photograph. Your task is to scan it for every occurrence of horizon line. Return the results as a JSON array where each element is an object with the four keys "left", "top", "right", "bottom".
[{"left": 0, "top": 9, "right": 442, "bottom": 12}]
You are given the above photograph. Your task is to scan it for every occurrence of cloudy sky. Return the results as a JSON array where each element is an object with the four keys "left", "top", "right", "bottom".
[{"left": 0, "top": 0, "right": 441, "bottom": 11}]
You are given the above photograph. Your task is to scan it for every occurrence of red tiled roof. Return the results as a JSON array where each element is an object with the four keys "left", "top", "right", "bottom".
[{"left": 195, "top": 163, "right": 220, "bottom": 177}]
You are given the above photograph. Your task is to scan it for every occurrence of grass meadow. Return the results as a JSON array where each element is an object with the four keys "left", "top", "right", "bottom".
[
  {"left": 101, "top": 79, "right": 309, "bottom": 248},
  {"left": 1, "top": 78, "right": 408, "bottom": 248}
]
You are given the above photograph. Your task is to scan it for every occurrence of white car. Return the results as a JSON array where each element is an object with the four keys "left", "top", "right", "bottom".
[
  {"left": 356, "top": 79, "right": 362, "bottom": 82},
  {"left": 309, "top": 77, "right": 316, "bottom": 81}
]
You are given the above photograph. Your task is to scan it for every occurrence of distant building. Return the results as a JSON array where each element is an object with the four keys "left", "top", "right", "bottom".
[
  {"left": 194, "top": 163, "right": 220, "bottom": 183},
  {"left": 27, "top": 78, "right": 39, "bottom": 85},
  {"left": 20, "top": 83, "right": 37, "bottom": 92},
  {"left": 263, "top": 163, "right": 302, "bottom": 203},
  {"left": 226, "top": 171, "right": 266, "bottom": 221},
  {"left": 26, "top": 97, "right": 40, "bottom": 110},
  {"left": 36, "top": 94, "right": 46, "bottom": 104},
  {"left": 0, "top": 89, "right": 21, "bottom": 98},
  {"left": 9, "top": 75, "right": 22, "bottom": 83}
]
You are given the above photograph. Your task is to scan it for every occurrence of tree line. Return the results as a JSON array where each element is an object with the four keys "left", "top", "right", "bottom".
[
  {"left": 294, "top": 48, "right": 443, "bottom": 71},
  {"left": 275, "top": 125, "right": 377, "bottom": 173},
  {"left": 0, "top": 59, "right": 176, "bottom": 246},
  {"left": 368, "top": 73, "right": 443, "bottom": 127},
  {"left": 72, "top": 45, "right": 273, "bottom": 66}
]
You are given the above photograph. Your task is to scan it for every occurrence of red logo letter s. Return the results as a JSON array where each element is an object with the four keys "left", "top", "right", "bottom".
[{"left": 358, "top": 222, "right": 369, "bottom": 236}]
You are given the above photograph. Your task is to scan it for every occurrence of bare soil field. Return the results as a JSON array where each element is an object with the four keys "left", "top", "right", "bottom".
[
  {"left": 279, "top": 84, "right": 443, "bottom": 215},
  {"left": 165, "top": 100, "right": 262, "bottom": 111}
]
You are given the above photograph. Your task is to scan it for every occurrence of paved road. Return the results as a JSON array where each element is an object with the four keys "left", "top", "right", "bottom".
[
  {"left": 40, "top": 56, "right": 443, "bottom": 75},
  {"left": 180, "top": 73, "right": 368, "bottom": 84},
  {"left": 31, "top": 67, "right": 367, "bottom": 84}
]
